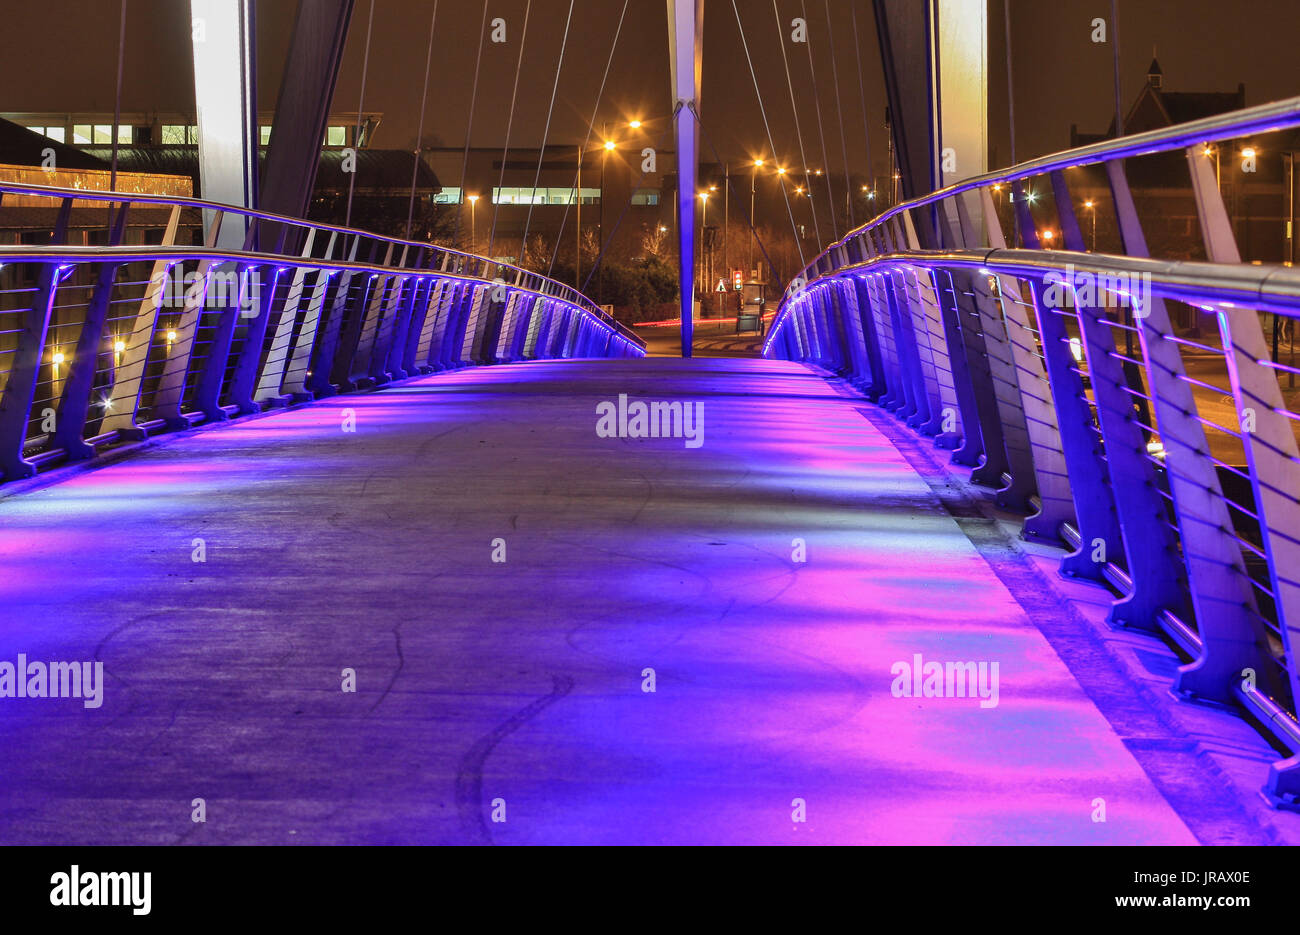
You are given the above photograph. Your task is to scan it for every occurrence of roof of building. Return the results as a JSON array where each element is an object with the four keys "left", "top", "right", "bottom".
[
  {"left": 0, "top": 117, "right": 110, "bottom": 170},
  {"left": 1071, "top": 61, "right": 1248, "bottom": 145}
]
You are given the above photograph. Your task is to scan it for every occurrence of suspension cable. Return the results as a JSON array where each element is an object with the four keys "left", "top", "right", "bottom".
[
  {"left": 772, "top": 0, "right": 822, "bottom": 254},
  {"left": 824, "top": 0, "right": 853, "bottom": 229},
  {"left": 1003, "top": 0, "right": 1019, "bottom": 245},
  {"left": 454, "top": 0, "right": 491, "bottom": 251},
  {"left": 520, "top": 0, "right": 575, "bottom": 266},
  {"left": 732, "top": 0, "right": 805, "bottom": 269},
  {"left": 801, "top": 0, "right": 838, "bottom": 239},
  {"left": 110, "top": 0, "right": 127, "bottom": 191},
  {"left": 546, "top": 0, "right": 630, "bottom": 279},
  {"left": 345, "top": 0, "right": 375, "bottom": 229},
  {"left": 849, "top": 5, "right": 878, "bottom": 218},
  {"left": 1110, "top": 0, "right": 1124, "bottom": 136},
  {"left": 487, "top": 0, "right": 533, "bottom": 258},
  {"left": 405, "top": 0, "right": 439, "bottom": 240}
]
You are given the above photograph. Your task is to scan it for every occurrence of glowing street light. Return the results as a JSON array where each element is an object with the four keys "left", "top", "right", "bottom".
[
  {"left": 628, "top": 119, "right": 642, "bottom": 130},
  {"left": 1083, "top": 200, "right": 1097, "bottom": 251},
  {"left": 603, "top": 139, "right": 616, "bottom": 151},
  {"left": 467, "top": 194, "right": 480, "bottom": 249}
]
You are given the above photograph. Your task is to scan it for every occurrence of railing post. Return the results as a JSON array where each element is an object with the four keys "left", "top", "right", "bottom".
[
  {"left": 225, "top": 264, "right": 285, "bottom": 415},
  {"left": 1186, "top": 146, "right": 1300, "bottom": 731},
  {"left": 52, "top": 203, "right": 130, "bottom": 459},
  {"left": 418, "top": 280, "right": 455, "bottom": 371},
  {"left": 304, "top": 235, "right": 360, "bottom": 399},
  {"left": 952, "top": 194, "right": 1037, "bottom": 511},
  {"left": 520, "top": 298, "right": 544, "bottom": 360},
  {"left": 863, "top": 274, "right": 901, "bottom": 403},
  {"left": 829, "top": 279, "right": 872, "bottom": 389},
  {"left": 349, "top": 243, "right": 399, "bottom": 386},
  {"left": 1051, "top": 169, "right": 1190, "bottom": 631},
  {"left": 456, "top": 285, "right": 488, "bottom": 366},
  {"left": 880, "top": 271, "right": 927, "bottom": 425},
  {"left": 0, "top": 198, "right": 72, "bottom": 480},
  {"left": 366, "top": 271, "right": 409, "bottom": 385},
  {"left": 152, "top": 212, "right": 226, "bottom": 427},
  {"left": 1096, "top": 157, "right": 1277, "bottom": 708},
  {"left": 979, "top": 188, "right": 1074, "bottom": 542},
  {"left": 253, "top": 228, "right": 321, "bottom": 404},
  {"left": 387, "top": 249, "right": 431, "bottom": 380},
  {"left": 98, "top": 205, "right": 181, "bottom": 437}
]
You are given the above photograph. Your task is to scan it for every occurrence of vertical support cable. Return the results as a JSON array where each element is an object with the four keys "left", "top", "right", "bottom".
[
  {"left": 488, "top": 0, "right": 533, "bottom": 258},
  {"left": 732, "top": 0, "right": 805, "bottom": 270},
  {"left": 520, "top": 0, "right": 575, "bottom": 262},
  {"left": 455, "top": 0, "right": 492, "bottom": 251},
  {"left": 345, "top": 0, "right": 375, "bottom": 230},
  {"left": 405, "top": 1, "right": 439, "bottom": 240},
  {"left": 824, "top": 0, "right": 854, "bottom": 229},
  {"left": 546, "top": 0, "right": 629, "bottom": 278},
  {"left": 801, "top": 0, "right": 838, "bottom": 240},
  {"left": 850, "top": 3, "right": 874, "bottom": 206},
  {"left": 773, "top": 0, "right": 823, "bottom": 254},
  {"left": 110, "top": 0, "right": 127, "bottom": 190}
]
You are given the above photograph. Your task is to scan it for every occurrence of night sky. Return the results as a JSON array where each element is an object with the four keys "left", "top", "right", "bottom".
[{"left": 5, "top": 0, "right": 1300, "bottom": 177}]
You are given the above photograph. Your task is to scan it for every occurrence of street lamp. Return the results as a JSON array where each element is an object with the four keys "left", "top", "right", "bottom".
[
  {"left": 749, "top": 159, "right": 765, "bottom": 277},
  {"left": 467, "top": 194, "right": 479, "bottom": 251},
  {"left": 628, "top": 119, "right": 642, "bottom": 130},
  {"left": 1083, "top": 200, "right": 1096, "bottom": 251},
  {"left": 599, "top": 141, "right": 616, "bottom": 302}
]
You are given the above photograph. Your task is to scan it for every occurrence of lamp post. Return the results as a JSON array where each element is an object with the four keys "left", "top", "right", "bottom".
[
  {"left": 1084, "top": 199, "right": 1096, "bottom": 251},
  {"left": 467, "top": 194, "right": 479, "bottom": 253},
  {"left": 601, "top": 138, "right": 615, "bottom": 303},
  {"left": 750, "top": 159, "right": 763, "bottom": 278},
  {"left": 699, "top": 191, "right": 710, "bottom": 296}
]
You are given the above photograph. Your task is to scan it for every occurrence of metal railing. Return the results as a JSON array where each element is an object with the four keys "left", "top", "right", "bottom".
[
  {"left": 0, "top": 180, "right": 644, "bottom": 484},
  {"left": 764, "top": 97, "right": 1300, "bottom": 809}
]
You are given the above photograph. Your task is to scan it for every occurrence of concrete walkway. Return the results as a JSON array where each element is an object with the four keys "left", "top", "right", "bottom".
[{"left": 0, "top": 357, "right": 1232, "bottom": 844}]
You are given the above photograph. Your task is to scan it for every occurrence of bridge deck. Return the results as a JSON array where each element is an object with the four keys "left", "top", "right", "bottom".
[{"left": 0, "top": 358, "right": 1211, "bottom": 844}]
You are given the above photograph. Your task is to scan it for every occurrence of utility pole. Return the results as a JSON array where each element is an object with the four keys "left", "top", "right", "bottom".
[{"left": 723, "top": 162, "right": 729, "bottom": 290}]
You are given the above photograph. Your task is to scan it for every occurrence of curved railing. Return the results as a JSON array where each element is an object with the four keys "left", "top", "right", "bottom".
[
  {"left": 765, "top": 97, "right": 1300, "bottom": 809},
  {"left": 0, "top": 180, "right": 644, "bottom": 487}
]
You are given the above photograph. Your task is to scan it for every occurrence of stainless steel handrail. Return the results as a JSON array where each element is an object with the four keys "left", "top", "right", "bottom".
[{"left": 0, "top": 179, "right": 617, "bottom": 329}]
